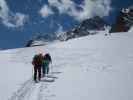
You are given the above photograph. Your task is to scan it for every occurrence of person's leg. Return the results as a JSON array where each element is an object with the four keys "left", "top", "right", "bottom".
[
  {"left": 34, "top": 66, "right": 37, "bottom": 81},
  {"left": 47, "top": 65, "right": 49, "bottom": 74},
  {"left": 38, "top": 66, "right": 41, "bottom": 81},
  {"left": 42, "top": 65, "right": 46, "bottom": 76}
]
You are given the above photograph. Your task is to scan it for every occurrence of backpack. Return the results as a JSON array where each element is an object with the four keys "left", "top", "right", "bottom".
[
  {"left": 32, "top": 54, "right": 43, "bottom": 66},
  {"left": 44, "top": 53, "right": 52, "bottom": 62}
]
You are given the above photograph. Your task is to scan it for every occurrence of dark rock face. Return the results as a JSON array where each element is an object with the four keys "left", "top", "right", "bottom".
[
  {"left": 80, "top": 16, "right": 107, "bottom": 30},
  {"left": 25, "top": 40, "right": 34, "bottom": 47},
  {"left": 58, "top": 16, "right": 108, "bottom": 41},
  {"left": 110, "top": 6, "right": 133, "bottom": 33}
]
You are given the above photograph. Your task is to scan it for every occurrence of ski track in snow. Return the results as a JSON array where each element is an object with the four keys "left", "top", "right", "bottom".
[
  {"left": 8, "top": 77, "right": 57, "bottom": 100},
  {"left": 37, "top": 82, "right": 55, "bottom": 100},
  {"left": 8, "top": 78, "right": 35, "bottom": 100},
  {"left": 8, "top": 63, "right": 59, "bottom": 100}
]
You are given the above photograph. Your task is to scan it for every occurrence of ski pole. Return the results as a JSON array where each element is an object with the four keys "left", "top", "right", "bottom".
[
  {"left": 32, "top": 66, "right": 34, "bottom": 80},
  {"left": 50, "top": 62, "right": 53, "bottom": 75}
]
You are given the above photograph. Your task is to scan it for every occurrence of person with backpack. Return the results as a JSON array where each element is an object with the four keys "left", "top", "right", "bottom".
[
  {"left": 42, "top": 53, "right": 52, "bottom": 77},
  {"left": 32, "top": 53, "right": 43, "bottom": 82}
]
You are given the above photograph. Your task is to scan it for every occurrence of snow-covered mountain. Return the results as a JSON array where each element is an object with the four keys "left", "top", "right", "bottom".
[
  {"left": 110, "top": 5, "right": 133, "bottom": 33},
  {"left": 1, "top": 30, "right": 133, "bottom": 100},
  {"left": 26, "top": 33, "right": 58, "bottom": 47},
  {"left": 26, "top": 16, "right": 108, "bottom": 47},
  {"left": 58, "top": 16, "right": 108, "bottom": 41}
]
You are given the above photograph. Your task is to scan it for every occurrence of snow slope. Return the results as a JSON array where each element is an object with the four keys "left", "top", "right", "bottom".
[
  {"left": 0, "top": 31, "right": 133, "bottom": 100},
  {"left": 129, "top": 26, "right": 133, "bottom": 32}
]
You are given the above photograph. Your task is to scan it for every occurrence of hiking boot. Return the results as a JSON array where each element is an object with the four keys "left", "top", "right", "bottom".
[
  {"left": 42, "top": 74, "right": 45, "bottom": 78},
  {"left": 38, "top": 78, "right": 41, "bottom": 81},
  {"left": 34, "top": 80, "right": 38, "bottom": 83}
]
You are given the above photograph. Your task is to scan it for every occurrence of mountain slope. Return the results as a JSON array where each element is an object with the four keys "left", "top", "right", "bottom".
[
  {"left": 26, "top": 16, "right": 108, "bottom": 47},
  {"left": 0, "top": 31, "right": 133, "bottom": 100}
]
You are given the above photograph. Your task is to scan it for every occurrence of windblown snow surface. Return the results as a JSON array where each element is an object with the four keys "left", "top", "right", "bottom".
[{"left": 0, "top": 31, "right": 133, "bottom": 100}]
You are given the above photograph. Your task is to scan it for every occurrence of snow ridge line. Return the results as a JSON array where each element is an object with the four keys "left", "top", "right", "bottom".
[{"left": 8, "top": 78, "right": 35, "bottom": 100}]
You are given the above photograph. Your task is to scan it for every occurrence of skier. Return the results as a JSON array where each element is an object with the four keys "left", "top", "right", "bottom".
[
  {"left": 32, "top": 53, "right": 43, "bottom": 82},
  {"left": 42, "top": 53, "right": 52, "bottom": 77}
]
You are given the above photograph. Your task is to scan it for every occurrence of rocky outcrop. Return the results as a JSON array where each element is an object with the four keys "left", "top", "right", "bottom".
[
  {"left": 110, "top": 6, "right": 133, "bottom": 33},
  {"left": 58, "top": 16, "right": 108, "bottom": 41}
]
